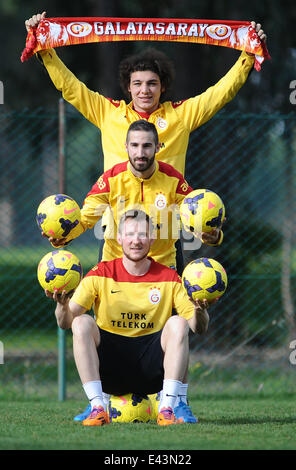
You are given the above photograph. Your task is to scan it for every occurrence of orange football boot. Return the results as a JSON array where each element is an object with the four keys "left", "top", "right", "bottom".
[
  {"left": 82, "top": 406, "right": 110, "bottom": 426},
  {"left": 157, "top": 407, "right": 178, "bottom": 426}
]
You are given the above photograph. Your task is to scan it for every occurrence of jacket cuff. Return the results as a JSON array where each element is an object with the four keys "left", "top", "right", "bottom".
[
  {"left": 50, "top": 239, "right": 72, "bottom": 249},
  {"left": 239, "top": 50, "right": 255, "bottom": 64},
  {"left": 36, "top": 48, "right": 55, "bottom": 65},
  {"left": 205, "top": 230, "right": 224, "bottom": 246}
]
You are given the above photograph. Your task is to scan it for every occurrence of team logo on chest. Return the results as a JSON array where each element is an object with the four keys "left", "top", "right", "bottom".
[
  {"left": 156, "top": 117, "right": 167, "bottom": 130},
  {"left": 149, "top": 287, "right": 161, "bottom": 305},
  {"left": 155, "top": 192, "right": 167, "bottom": 210}
]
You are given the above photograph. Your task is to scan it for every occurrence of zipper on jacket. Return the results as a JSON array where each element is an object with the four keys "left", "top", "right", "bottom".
[{"left": 141, "top": 181, "right": 144, "bottom": 202}]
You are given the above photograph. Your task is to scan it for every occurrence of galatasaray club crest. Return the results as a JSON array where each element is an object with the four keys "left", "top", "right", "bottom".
[
  {"left": 206, "top": 24, "right": 232, "bottom": 40},
  {"left": 156, "top": 117, "right": 167, "bottom": 130},
  {"left": 155, "top": 192, "right": 167, "bottom": 210},
  {"left": 67, "top": 22, "right": 92, "bottom": 37},
  {"left": 149, "top": 287, "right": 161, "bottom": 305}
]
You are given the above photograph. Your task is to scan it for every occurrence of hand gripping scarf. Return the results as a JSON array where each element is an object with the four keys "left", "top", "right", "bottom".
[{"left": 21, "top": 17, "right": 270, "bottom": 71}]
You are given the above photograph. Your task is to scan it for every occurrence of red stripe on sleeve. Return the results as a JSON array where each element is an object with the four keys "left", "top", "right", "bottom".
[
  {"left": 87, "top": 173, "right": 110, "bottom": 196},
  {"left": 86, "top": 162, "right": 128, "bottom": 197},
  {"left": 105, "top": 97, "right": 122, "bottom": 108},
  {"left": 158, "top": 161, "right": 193, "bottom": 195},
  {"left": 171, "top": 99, "right": 187, "bottom": 109}
]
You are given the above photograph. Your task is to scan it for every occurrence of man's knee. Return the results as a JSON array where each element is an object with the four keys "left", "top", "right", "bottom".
[
  {"left": 162, "top": 316, "right": 189, "bottom": 344},
  {"left": 72, "top": 314, "right": 98, "bottom": 338}
]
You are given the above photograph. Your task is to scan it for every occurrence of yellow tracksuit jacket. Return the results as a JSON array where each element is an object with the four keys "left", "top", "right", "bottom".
[{"left": 64, "top": 160, "right": 196, "bottom": 268}]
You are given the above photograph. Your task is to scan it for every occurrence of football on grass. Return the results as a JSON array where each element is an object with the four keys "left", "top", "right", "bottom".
[{"left": 108, "top": 393, "right": 152, "bottom": 423}]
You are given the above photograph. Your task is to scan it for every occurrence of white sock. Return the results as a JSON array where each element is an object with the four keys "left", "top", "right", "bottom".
[
  {"left": 176, "top": 383, "right": 188, "bottom": 405},
  {"left": 102, "top": 392, "right": 111, "bottom": 406},
  {"left": 159, "top": 379, "right": 182, "bottom": 411},
  {"left": 83, "top": 380, "right": 106, "bottom": 410}
]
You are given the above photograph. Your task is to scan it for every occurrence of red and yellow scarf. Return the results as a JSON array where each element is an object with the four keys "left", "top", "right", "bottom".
[{"left": 21, "top": 17, "right": 270, "bottom": 71}]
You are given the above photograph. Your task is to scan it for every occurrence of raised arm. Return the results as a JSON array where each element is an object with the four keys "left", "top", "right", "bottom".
[
  {"left": 176, "top": 21, "right": 267, "bottom": 132},
  {"left": 24, "top": 12, "right": 108, "bottom": 128}
]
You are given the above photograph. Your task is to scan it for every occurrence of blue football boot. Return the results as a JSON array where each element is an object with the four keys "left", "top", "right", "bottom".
[
  {"left": 73, "top": 403, "right": 91, "bottom": 422},
  {"left": 174, "top": 401, "right": 198, "bottom": 423}
]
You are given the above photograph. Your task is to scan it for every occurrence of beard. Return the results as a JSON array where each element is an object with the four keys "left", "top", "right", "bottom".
[
  {"left": 129, "top": 155, "right": 155, "bottom": 172},
  {"left": 122, "top": 245, "right": 150, "bottom": 262}
]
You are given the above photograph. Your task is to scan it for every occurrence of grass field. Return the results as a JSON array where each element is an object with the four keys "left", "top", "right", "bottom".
[
  {"left": 0, "top": 395, "right": 295, "bottom": 450},
  {"left": 1, "top": 329, "right": 296, "bottom": 451},
  {"left": 1, "top": 245, "right": 295, "bottom": 451}
]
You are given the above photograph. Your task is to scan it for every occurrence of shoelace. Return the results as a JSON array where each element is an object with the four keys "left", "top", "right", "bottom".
[{"left": 178, "top": 402, "right": 194, "bottom": 416}]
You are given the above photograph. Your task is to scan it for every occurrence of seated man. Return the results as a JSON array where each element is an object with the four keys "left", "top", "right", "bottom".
[{"left": 46, "top": 209, "right": 210, "bottom": 426}]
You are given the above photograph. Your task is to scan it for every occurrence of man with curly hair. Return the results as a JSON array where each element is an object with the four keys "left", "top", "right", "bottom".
[{"left": 25, "top": 13, "right": 266, "bottom": 177}]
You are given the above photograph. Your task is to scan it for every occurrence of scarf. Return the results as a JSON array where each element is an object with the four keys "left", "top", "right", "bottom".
[{"left": 21, "top": 17, "right": 270, "bottom": 71}]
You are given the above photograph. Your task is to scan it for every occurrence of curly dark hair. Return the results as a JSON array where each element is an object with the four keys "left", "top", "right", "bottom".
[{"left": 119, "top": 47, "right": 175, "bottom": 101}]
